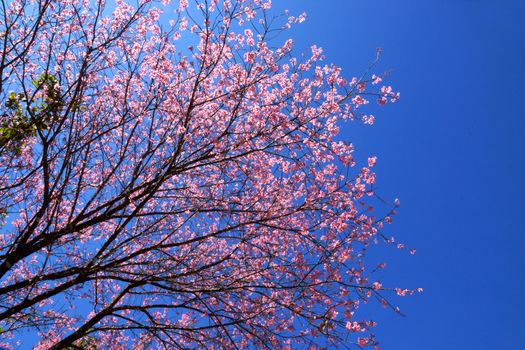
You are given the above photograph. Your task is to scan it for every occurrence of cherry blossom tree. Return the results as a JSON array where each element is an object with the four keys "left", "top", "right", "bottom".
[{"left": 0, "top": 0, "right": 413, "bottom": 348}]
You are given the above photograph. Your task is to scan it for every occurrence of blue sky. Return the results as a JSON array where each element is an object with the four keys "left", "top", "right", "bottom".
[
  {"left": 273, "top": 0, "right": 525, "bottom": 349},
  {"left": 4, "top": 1, "right": 524, "bottom": 349}
]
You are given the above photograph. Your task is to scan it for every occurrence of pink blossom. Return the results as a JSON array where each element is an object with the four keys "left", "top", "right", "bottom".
[
  {"left": 372, "top": 74, "right": 382, "bottom": 85},
  {"left": 363, "top": 114, "right": 375, "bottom": 125},
  {"left": 179, "top": 0, "right": 188, "bottom": 10},
  {"left": 0, "top": 1, "right": 409, "bottom": 348},
  {"left": 371, "top": 281, "right": 382, "bottom": 290},
  {"left": 358, "top": 337, "right": 369, "bottom": 346}
]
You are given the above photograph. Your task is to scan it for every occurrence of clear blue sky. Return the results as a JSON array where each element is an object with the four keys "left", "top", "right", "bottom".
[
  {"left": 274, "top": 0, "right": 525, "bottom": 349},
  {"left": 6, "top": 2, "right": 524, "bottom": 349}
]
